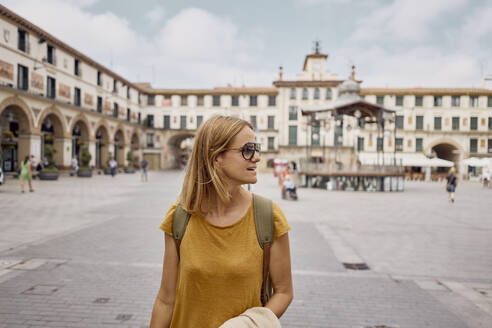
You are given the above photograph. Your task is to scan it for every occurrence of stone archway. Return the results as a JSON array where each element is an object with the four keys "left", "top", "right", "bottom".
[
  {"left": 167, "top": 133, "right": 195, "bottom": 169},
  {"left": 0, "top": 100, "right": 33, "bottom": 172},
  {"left": 40, "top": 112, "right": 65, "bottom": 168},
  {"left": 71, "top": 118, "right": 90, "bottom": 165},
  {"left": 426, "top": 139, "right": 463, "bottom": 173},
  {"left": 114, "top": 129, "right": 125, "bottom": 167},
  {"left": 95, "top": 124, "right": 110, "bottom": 168}
]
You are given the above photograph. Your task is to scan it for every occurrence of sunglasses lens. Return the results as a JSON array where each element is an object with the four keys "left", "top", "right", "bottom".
[{"left": 242, "top": 146, "right": 255, "bottom": 160}]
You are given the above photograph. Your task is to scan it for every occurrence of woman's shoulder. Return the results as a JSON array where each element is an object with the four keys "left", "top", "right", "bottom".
[{"left": 158, "top": 200, "right": 181, "bottom": 235}]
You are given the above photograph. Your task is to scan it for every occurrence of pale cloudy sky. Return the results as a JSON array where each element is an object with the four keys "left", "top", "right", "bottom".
[{"left": 3, "top": 0, "right": 492, "bottom": 88}]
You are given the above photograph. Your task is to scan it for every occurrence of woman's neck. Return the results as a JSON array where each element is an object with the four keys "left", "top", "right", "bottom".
[{"left": 203, "top": 185, "right": 249, "bottom": 217}]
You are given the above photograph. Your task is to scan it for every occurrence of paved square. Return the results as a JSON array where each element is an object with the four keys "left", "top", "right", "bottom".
[{"left": 0, "top": 171, "right": 491, "bottom": 327}]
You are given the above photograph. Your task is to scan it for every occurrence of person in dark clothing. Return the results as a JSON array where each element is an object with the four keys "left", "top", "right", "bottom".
[{"left": 445, "top": 167, "right": 458, "bottom": 203}]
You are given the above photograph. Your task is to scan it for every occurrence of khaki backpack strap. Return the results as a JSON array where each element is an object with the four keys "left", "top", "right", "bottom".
[
  {"left": 172, "top": 205, "right": 191, "bottom": 261},
  {"left": 253, "top": 194, "right": 274, "bottom": 306}
]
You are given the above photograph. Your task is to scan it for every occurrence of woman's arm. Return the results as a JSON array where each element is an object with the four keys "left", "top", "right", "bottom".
[
  {"left": 265, "top": 233, "right": 293, "bottom": 318},
  {"left": 150, "top": 233, "right": 179, "bottom": 328}
]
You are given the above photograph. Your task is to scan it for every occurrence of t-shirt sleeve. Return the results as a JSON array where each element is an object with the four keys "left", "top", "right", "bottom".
[
  {"left": 159, "top": 201, "right": 179, "bottom": 236},
  {"left": 272, "top": 202, "right": 291, "bottom": 240}
]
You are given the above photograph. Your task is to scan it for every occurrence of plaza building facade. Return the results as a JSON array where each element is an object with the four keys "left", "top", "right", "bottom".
[{"left": 1, "top": 4, "right": 492, "bottom": 176}]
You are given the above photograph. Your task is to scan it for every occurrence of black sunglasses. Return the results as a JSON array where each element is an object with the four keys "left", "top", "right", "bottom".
[{"left": 226, "top": 142, "right": 261, "bottom": 160}]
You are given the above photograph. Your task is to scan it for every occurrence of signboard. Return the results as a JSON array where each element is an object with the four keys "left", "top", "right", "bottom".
[
  {"left": 59, "top": 83, "right": 71, "bottom": 98},
  {"left": 0, "top": 60, "right": 13, "bottom": 80},
  {"left": 31, "top": 72, "right": 44, "bottom": 90},
  {"left": 84, "top": 93, "right": 94, "bottom": 106}
]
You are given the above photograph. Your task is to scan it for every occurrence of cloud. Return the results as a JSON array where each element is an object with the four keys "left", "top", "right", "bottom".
[
  {"left": 351, "top": 0, "right": 468, "bottom": 43},
  {"left": 145, "top": 6, "right": 165, "bottom": 25}
]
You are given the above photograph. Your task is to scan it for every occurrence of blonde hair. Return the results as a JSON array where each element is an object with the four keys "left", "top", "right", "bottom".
[
  {"left": 449, "top": 167, "right": 456, "bottom": 174},
  {"left": 179, "top": 115, "right": 253, "bottom": 214}
]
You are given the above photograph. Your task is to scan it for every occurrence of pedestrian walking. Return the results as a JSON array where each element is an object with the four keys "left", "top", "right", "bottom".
[
  {"left": 19, "top": 155, "right": 34, "bottom": 193},
  {"left": 70, "top": 155, "right": 79, "bottom": 176},
  {"left": 141, "top": 158, "right": 148, "bottom": 182},
  {"left": 445, "top": 167, "right": 458, "bottom": 203},
  {"left": 150, "top": 116, "right": 293, "bottom": 328},
  {"left": 482, "top": 170, "right": 490, "bottom": 188},
  {"left": 109, "top": 158, "right": 117, "bottom": 177}
]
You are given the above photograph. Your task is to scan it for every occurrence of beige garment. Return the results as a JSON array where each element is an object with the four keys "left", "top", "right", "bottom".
[{"left": 218, "top": 307, "right": 281, "bottom": 328}]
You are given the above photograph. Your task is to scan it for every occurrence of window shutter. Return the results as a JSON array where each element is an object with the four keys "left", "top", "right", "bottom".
[{"left": 26, "top": 33, "right": 30, "bottom": 54}]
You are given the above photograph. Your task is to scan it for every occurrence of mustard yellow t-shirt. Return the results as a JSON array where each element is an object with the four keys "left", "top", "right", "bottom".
[{"left": 159, "top": 199, "right": 291, "bottom": 328}]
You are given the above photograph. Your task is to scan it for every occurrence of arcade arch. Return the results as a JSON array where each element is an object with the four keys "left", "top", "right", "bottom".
[
  {"left": 114, "top": 129, "right": 125, "bottom": 166},
  {"left": 95, "top": 124, "right": 110, "bottom": 168},
  {"left": 0, "top": 101, "right": 33, "bottom": 172},
  {"left": 167, "top": 133, "right": 195, "bottom": 169},
  {"left": 426, "top": 139, "right": 462, "bottom": 172},
  {"left": 39, "top": 112, "right": 65, "bottom": 168}
]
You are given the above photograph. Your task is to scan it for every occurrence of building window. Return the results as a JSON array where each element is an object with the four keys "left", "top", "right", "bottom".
[
  {"left": 163, "top": 115, "right": 170, "bottom": 129},
  {"left": 452, "top": 117, "right": 460, "bottom": 131},
  {"left": 489, "top": 117, "right": 492, "bottom": 130},
  {"left": 146, "top": 114, "right": 154, "bottom": 128},
  {"left": 396, "top": 95, "right": 403, "bottom": 106},
  {"left": 47, "top": 45, "right": 55, "bottom": 65},
  {"left": 113, "top": 103, "right": 119, "bottom": 118},
  {"left": 97, "top": 96, "right": 102, "bottom": 113},
  {"left": 47, "top": 76, "right": 56, "bottom": 99},
  {"left": 415, "top": 96, "right": 423, "bottom": 107},
  {"left": 147, "top": 95, "right": 155, "bottom": 105},
  {"left": 74, "top": 87, "right": 81, "bottom": 106},
  {"left": 395, "top": 138, "right": 403, "bottom": 152},
  {"left": 452, "top": 96, "right": 460, "bottom": 107},
  {"left": 488, "top": 96, "right": 492, "bottom": 107},
  {"left": 416, "top": 116, "right": 424, "bottom": 130},
  {"left": 97, "top": 71, "right": 102, "bottom": 86},
  {"left": 470, "top": 139, "right": 478, "bottom": 153},
  {"left": 17, "top": 64, "right": 28, "bottom": 90},
  {"left": 314, "top": 88, "right": 320, "bottom": 100},
  {"left": 395, "top": 115, "right": 404, "bottom": 129},
  {"left": 357, "top": 137, "right": 364, "bottom": 151},
  {"left": 138, "top": 113, "right": 141, "bottom": 124},
  {"left": 213, "top": 95, "right": 221, "bottom": 106},
  {"left": 250, "top": 115, "right": 257, "bottom": 130},
  {"left": 434, "top": 117, "right": 442, "bottom": 130},
  {"left": 288, "top": 106, "right": 298, "bottom": 120},
  {"left": 267, "top": 116, "right": 275, "bottom": 129},
  {"left": 197, "top": 95, "right": 204, "bottom": 106},
  {"left": 416, "top": 138, "right": 423, "bottom": 152},
  {"left": 470, "top": 96, "right": 479, "bottom": 107},
  {"left": 18, "top": 29, "right": 28, "bottom": 52},
  {"left": 268, "top": 137, "right": 275, "bottom": 150},
  {"left": 250, "top": 95, "right": 258, "bottom": 107},
  {"left": 231, "top": 95, "right": 239, "bottom": 106},
  {"left": 138, "top": 93, "right": 141, "bottom": 105},
  {"left": 376, "top": 96, "right": 384, "bottom": 105},
  {"left": 488, "top": 139, "right": 492, "bottom": 153},
  {"left": 433, "top": 96, "right": 442, "bottom": 107},
  {"left": 302, "top": 88, "right": 308, "bottom": 100},
  {"left": 290, "top": 88, "right": 296, "bottom": 100},
  {"left": 180, "top": 95, "right": 188, "bottom": 106},
  {"left": 180, "top": 115, "right": 186, "bottom": 129},
  {"left": 126, "top": 108, "right": 130, "bottom": 121},
  {"left": 197, "top": 115, "right": 203, "bottom": 128},
  {"left": 127, "top": 87, "right": 130, "bottom": 99},
  {"left": 288, "top": 126, "right": 297, "bottom": 145},
  {"left": 377, "top": 137, "right": 383, "bottom": 151},
  {"left": 268, "top": 95, "right": 276, "bottom": 106},
  {"left": 325, "top": 89, "right": 332, "bottom": 100},
  {"left": 74, "top": 59, "right": 80, "bottom": 76},
  {"left": 113, "top": 80, "right": 118, "bottom": 93},
  {"left": 470, "top": 117, "right": 478, "bottom": 130},
  {"left": 146, "top": 133, "right": 154, "bottom": 148},
  {"left": 311, "top": 125, "right": 320, "bottom": 146}
]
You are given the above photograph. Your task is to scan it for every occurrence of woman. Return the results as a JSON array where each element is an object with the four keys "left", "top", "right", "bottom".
[
  {"left": 446, "top": 167, "right": 457, "bottom": 203},
  {"left": 19, "top": 155, "right": 34, "bottom": 193},
  {"left": 150, "top": 116, "right": 293, "bottom": 328}
]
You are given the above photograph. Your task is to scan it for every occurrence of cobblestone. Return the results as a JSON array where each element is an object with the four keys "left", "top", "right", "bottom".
[{"left": 0, "top": 171, "right": 491, "bottom": 327}]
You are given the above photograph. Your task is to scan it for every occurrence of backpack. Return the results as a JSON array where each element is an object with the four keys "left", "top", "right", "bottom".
[{"left": 172, "top": 194, "right": 274, "bottom": 306}]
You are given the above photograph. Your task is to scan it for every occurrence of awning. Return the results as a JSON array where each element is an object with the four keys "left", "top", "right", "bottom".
[
  {"left": 358, "top": 152, "right": 454, "bottom": 167},
  {"left": 462, "top": 157, "right": 491, "bottom": 167}
]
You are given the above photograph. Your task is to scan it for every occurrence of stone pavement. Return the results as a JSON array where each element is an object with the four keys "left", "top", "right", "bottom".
[{"left": 0, "top": 170, "right": 491, "bottom": 327}]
